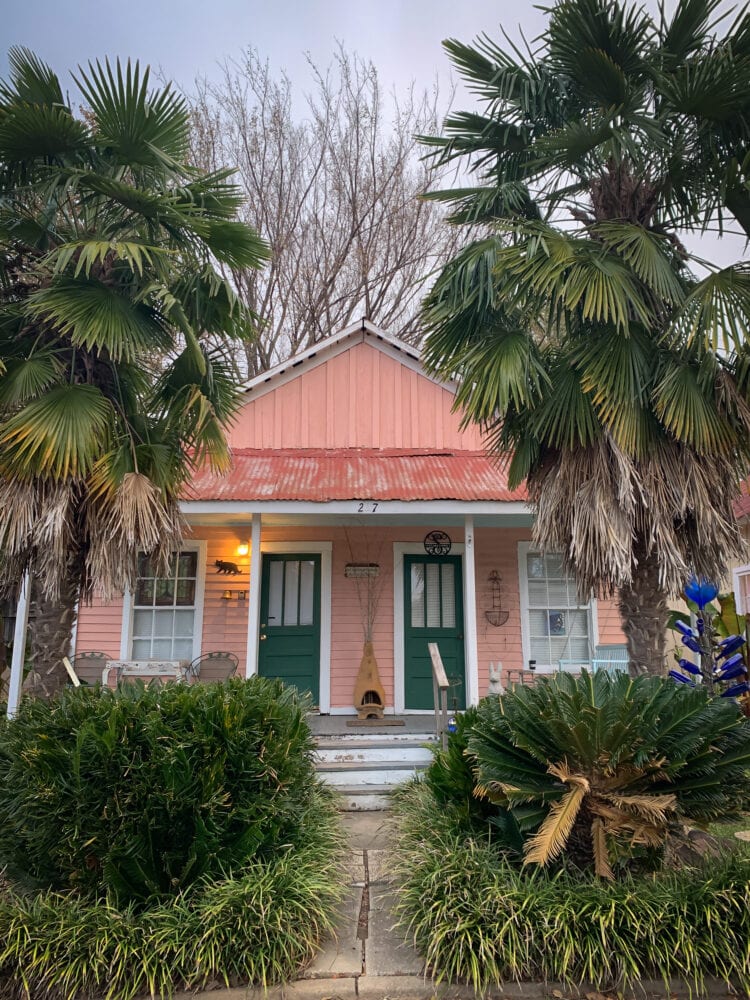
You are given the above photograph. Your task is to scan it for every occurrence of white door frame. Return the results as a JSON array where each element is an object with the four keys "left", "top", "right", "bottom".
[
  {"left": 393, "top": 541, "right": 470, "bottom": 714},
  {"left": 254, "top": 541, "right": 333, "bottom": 714}
]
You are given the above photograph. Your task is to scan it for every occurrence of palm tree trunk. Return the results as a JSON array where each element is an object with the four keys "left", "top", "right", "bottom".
[
  {"left": 24, "top": 561, "right": 81, "bottom": 698},
  {"left": 617, "top": 544, "right": 668, "bottom": 677}
]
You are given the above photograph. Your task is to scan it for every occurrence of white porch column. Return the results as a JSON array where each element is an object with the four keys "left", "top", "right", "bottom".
[
  {"left": 245, "top": 514, "right": 262, "bottom": 678},
  {"left": 463, "top": 516, "right": 480, "bottom": 706},
  {"left": 7, "top": 572, "right": 30, "bottom": 719}
]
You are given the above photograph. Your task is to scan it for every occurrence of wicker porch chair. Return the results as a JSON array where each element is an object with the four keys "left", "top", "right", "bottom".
[
  {"left": 188, "top": 651, "right": 239, "bottom": 682},
  {"left": 72, "top": 650, "right": 109, "bottom": 685}
]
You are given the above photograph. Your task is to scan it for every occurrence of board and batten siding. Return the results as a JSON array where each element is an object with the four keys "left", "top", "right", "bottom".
[{"left": 229, "top": 340, "right": 486, "bottom": 451}]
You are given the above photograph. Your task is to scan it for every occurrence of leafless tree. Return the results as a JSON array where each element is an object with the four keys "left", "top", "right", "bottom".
[{"left": 189, "top": 46, "right": 462, "bottom": 375}]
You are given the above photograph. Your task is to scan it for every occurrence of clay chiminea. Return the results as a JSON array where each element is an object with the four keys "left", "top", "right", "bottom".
[{"left": 353, "top": 641, "right": 386, "bottom": 720}]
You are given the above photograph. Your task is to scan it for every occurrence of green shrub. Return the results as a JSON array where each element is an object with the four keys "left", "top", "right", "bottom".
[
  {"left": 430, "top": 671, "right": 750, "bottom": 875},
  {"left": 0, "top": 677, "right": 327, "bottom": 903},
  {"left": 0, "top": 795, "right": 344, "bottom": 999},
  {"left": 392, "top": 782, "right": 750, "bottom": 993}
]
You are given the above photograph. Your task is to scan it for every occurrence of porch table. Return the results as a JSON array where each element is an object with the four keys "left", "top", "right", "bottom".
[{"left": 104, "top": 660, "right": 191, "bottom": 688}]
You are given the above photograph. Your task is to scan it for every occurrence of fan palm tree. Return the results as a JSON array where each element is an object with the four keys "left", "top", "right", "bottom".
[
  {"left": 0, "top": 49, "right": 269, "bottom": 693},
  {"left": 421, "top": 0, "right": 750, "bottom": 674}
]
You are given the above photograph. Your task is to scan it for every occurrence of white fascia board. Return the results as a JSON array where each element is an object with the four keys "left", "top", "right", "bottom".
[{"left": 180, "top": 498, "right": 531, "bottom": 517}]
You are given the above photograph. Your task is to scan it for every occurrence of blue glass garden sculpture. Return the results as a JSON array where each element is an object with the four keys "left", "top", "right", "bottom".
[{"left": 669, "top": 577, "right": 748, "bottom": 704}]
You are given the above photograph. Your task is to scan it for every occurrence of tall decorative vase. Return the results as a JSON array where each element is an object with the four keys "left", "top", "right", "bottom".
[{"left": 353, "top": 641, "right": 386, "bottom": 720}]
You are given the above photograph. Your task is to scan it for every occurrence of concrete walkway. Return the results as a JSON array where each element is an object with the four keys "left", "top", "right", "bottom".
[{"left": 301, "top": 810, "right": 424, "bottom": 983}]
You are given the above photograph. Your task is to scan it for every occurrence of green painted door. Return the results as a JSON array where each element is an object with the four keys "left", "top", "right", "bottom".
[
  {"left": 259, "top": 553, "right": 321, "bottom": 704},
  {"left": 404, "top": 554, "right": 465, "bottom": 710}
]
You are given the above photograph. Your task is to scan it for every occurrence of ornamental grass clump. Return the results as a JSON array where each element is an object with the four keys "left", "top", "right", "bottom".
[
  {"left": 391, "top": 782, "right": 750, "bottom": 993},
  {"left": 0, "top": 677, "right": 336, "bottom": 903}
]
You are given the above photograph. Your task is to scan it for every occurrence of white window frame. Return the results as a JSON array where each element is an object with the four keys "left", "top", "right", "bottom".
[
  {"left": 732, "top": 562, "right": 750, "bottom": 614},
  {"left": 517, "top": 541, "right": 598, "bottom": 673},
  {"left": 121, "top": 540, "right": 207, "bottom": 662}
]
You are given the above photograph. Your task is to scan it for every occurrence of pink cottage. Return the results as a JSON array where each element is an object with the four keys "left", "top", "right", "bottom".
[{"left": 74, "top": 320, "right": 625, "bottom": 714}]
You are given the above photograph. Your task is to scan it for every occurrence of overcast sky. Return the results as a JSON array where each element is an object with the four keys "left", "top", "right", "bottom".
[{"left": 3, "top": 0, "right": 748, "bottom": 267}]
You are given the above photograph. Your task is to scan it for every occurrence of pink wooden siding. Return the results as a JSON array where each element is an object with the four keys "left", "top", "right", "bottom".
[
  {"left": 74, "top": 526, "right": 625, "bottom": 707},
  {"left": 229, "top": 341, "right": 487, "bottom": 451},
  {"left": 75, "top": 596, "right": 124, "bottom": 659}
]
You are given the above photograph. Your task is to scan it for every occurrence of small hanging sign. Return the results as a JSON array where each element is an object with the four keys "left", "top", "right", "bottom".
[{"left": 423, "top": 530, "right": 452, "bottom": 556}]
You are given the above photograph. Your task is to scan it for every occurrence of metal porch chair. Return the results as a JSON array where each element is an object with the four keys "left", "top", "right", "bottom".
[
  {"left": 71, "top": 650, "right": 109, "bottom": 685},
  {"left": 188, "top": 651, "right": 239, "bottom": 682}
]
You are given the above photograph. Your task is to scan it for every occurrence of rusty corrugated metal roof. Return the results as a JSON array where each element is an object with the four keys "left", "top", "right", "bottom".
[{"left": 185, "top": 448, "right": 526, "bottom": 503}]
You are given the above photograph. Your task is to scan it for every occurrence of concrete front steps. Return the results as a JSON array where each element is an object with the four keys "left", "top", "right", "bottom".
[{"left": 314, "top": 732, "right": 436, "bottom": 811}]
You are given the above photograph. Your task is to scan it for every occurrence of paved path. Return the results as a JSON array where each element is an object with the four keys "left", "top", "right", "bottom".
[{"left": 302, "top": 810, "right": 424, "bottom": 982}]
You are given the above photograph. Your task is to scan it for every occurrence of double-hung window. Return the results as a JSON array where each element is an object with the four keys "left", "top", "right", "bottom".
[
  {"left": 520, "top": 546, "right": 593, "bottom": 671},
  {"left": 130, "top": 551, "right": 199, "bottom": 660}
]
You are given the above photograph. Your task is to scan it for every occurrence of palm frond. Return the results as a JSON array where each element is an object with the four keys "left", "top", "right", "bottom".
[
  {"left": 0, "top": 384, "right": 112, "bottom": 479},
  {"left": 74, "top": 58, "right": 190, "bottom": 169},
  {"left": 28, "top": 279, "right": 172, "bottom": 362},
  {"left": 591, "top": 816, "right": 614, "bottom": 879},
  {"left": 0, "top": 46, "right": 64, "bottom": 107},
  {"left": 523, "top": 782, "right": 588, "bottom": 866}
]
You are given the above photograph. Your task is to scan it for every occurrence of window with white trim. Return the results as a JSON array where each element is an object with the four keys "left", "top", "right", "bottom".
[
  {"left": 131, "top": 551, "right": 198, "bottom": 660},
  {"left": 524, "top": 551, "right": 592, "bottom": 669}
]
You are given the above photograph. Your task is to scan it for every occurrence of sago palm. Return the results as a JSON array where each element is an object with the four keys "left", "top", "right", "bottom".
[
  {"left": 467, "top": 671, "right": 750, "bottom": 877},
  {"left": 0, "top": 49, "right": 269, "bottom": 691},
  {"left": 421, "top": 0, "right": 750, "bottom": 674}
]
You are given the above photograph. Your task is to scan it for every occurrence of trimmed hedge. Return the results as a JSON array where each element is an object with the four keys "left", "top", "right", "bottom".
[
  {"left": 0, "top": 678, "right": 346, "bottom": 998},
  {"left": 391, "top": 781, "right": 750, "bottom": 993},
  {"left": 0, "top": 677, "right": 324, "bottom": 902}
]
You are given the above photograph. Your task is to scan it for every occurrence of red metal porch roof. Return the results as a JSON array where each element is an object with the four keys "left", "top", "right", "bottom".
[{"left": 186, "top": 448, "right": 526, "bottom": 503}]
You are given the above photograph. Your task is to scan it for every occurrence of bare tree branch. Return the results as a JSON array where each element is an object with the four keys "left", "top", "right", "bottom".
[{"left": 189, "top": 46, "right": 462, "bottom": 374}]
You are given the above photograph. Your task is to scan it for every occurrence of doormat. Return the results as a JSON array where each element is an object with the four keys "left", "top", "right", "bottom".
[{"left": 346, "top": 718, "right": 406, "bottom": 728}]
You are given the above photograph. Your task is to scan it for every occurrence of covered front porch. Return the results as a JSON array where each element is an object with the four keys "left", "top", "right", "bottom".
[{"left": 176, "top": 499, "right": 535, "bottom": 714}]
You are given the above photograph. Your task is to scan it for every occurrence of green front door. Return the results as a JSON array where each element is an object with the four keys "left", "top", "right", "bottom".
[
  {"left": 404, "top": 554, "right": 465, "bottom": 710},
  {"left": 259, "top": 553, "right": 321, "bottom": 704}
]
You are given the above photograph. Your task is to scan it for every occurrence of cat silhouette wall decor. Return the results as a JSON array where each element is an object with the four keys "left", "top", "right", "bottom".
[{"left": 215, "top": 559, "right": 241, "bottom": 576}]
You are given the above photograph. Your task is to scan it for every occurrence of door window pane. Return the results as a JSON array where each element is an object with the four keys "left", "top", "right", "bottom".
[
  {"left": 425, "top": 563, "right": 441, "bottom": 628},
  {"left": 268, "top": 561, "right": 283, "bottom": 627},
  {"left": 299, "top": 560, "right": 315, "bottom": 626},
  {"left": 411, "top": 561, "right": 457, "bottom": 630},
  {"left": 441, "top": 564, "right": 456, "bottom": 628},
  {"left": 284, "top": 560, "right": 300, "bottom": 626},
  {"left": 410, "top": 564, "right": 425, "bottom": 628}
]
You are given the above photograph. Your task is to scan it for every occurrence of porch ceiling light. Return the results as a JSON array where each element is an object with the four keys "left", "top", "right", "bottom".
[{"left": 236, "top": 543, "right": 249, "bottom": 557}]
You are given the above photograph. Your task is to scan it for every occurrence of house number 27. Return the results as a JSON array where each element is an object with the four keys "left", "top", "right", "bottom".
[{"left": 356, "top": 501, "right": 379, "bottom": 513}]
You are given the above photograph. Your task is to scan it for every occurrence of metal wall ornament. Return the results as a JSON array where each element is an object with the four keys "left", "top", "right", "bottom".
[
  {"left": 485, "top": 570, "right": 509, "bottom": 627},
  {"left": 423, "top": 530, "right": 451, "bottom": 556}
]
